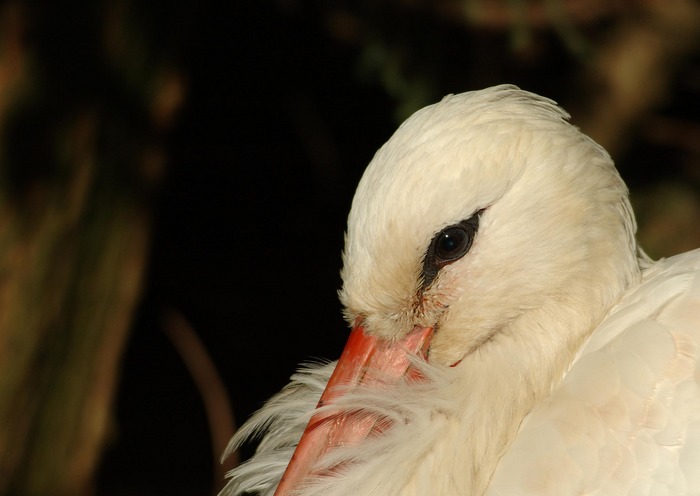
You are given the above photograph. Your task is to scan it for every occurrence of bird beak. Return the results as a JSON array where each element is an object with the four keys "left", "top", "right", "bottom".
[{"left": 273, "top": 322, "right": 434, "bottom": 495}]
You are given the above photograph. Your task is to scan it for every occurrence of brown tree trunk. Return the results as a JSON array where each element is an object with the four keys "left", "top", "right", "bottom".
[{"left": 0, "top": 2, "right": 185, "bottom": 494}]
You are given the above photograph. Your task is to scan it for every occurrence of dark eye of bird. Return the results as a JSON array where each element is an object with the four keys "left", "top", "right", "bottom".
[
  {"left": 422, "top": 210, "right": 482, "bottom": 288},
  {"left": 435, "top": 228, "right": 470, "bottom": 261}
]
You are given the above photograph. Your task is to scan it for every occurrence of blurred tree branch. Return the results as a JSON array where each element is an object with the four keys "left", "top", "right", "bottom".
[
  {"left": 162, "top": 310, "right": 238, "bottom": 495},
  {"left": 0, "top": 1, "right": 185, "bottom": 494},
  {"left": 571, "top": 0, "right": 700, "bottom": 156}
]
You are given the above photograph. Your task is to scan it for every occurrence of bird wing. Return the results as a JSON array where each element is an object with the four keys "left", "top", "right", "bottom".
[{"left": 486, "top": 249, "right": 700, "bottom": 495}]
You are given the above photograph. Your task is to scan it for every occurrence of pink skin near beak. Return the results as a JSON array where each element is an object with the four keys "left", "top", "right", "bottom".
[{"left": 273, "top": 322, "right": 435, "bottom": 495}]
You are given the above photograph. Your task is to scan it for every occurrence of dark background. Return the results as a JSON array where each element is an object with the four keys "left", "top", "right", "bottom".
[{"left": 6, "top": 1, "right": 697, "bottom": 495}]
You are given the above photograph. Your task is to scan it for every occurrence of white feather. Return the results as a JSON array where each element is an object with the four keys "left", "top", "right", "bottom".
[
  {"left": 221, "top": 85, "right": 700, "bottom": 495},
  {"left": 486, "top": 250, "right": 700, "bottom": 495}
]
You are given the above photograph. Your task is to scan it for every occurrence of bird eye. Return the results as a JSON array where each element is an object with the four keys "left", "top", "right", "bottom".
[
  {"left": 422, "top": 210, "right": 482, "bottom": 287},
  {"left": 434, "top": 227, "right": 471, "bottom": 262}
]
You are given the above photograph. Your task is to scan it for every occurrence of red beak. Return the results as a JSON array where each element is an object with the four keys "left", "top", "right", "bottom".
[{"left": 273, "top": 322, "right": 434, "bottom": 495}]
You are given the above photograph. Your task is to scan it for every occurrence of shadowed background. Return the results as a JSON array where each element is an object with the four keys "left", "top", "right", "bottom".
[{"left": 0, "top": 1, "right": 698, "bottom": 495}]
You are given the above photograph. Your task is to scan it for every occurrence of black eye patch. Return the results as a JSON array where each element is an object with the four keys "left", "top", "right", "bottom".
[{"left": 422, "top": 210, "right": 482, "bottom": 288}]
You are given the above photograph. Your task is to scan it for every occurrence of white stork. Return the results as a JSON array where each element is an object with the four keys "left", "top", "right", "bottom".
[{"left": 221, "top": 85, "right": 700, "bottom": 495}]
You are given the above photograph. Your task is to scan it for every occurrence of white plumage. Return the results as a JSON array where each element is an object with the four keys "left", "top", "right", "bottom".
[{"left": 221, "top": 85, "right": 700, "bottom": 495}]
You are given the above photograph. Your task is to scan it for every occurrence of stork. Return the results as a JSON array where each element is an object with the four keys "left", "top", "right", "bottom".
[{"left": 221, "top": 85, "right": 700, "bottom": 495}]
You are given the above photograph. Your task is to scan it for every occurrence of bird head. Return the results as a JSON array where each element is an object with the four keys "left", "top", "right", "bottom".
[
  {"left": 274, "top": 85, "right": 643, "bottom": 494},
  {"left": 340, "top": 85, "right": 640, "bottom": 365}
]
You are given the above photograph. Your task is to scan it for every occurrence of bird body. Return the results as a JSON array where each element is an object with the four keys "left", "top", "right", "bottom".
[
  {"left": 486, "top": 249, "right": 700, "bottom": 495},
  {"left": 222, "top": 86, "right": 700, "bottom": 495}
]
